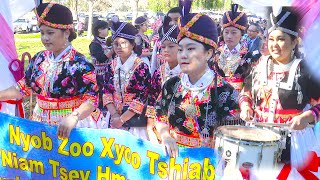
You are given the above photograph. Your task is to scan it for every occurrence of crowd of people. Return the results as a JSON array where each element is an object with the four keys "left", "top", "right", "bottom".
[{"left": 0, "top": 1, "right": 320, "bottom": 177}]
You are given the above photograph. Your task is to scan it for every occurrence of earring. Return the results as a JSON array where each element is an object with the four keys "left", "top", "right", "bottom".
[
  {"left": 291, "top": 48, "right": 295, "bottom": 59},
  {"left": 64, "top": 37, "right": 69, "bottom": 47}
]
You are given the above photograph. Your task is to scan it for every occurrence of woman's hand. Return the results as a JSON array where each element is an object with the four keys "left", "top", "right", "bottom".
[
  {"left": 240, "top": 104, "right": 254, "bottom": 121},
  {"left": 161, "top": 134, "right": 178, "bottom": 158},
  {"left": 147, "top": 118, "right": 159, "bottom": 143},
  {"left": 147, "top": 128, "right": 159, "bottom": 144},
  {"left": 289, "top": 111, "right": 314, "bottom": 130},
  {"left": 58, "top": 115, "right": 78, "bottom": 139},
  {"left": 110, "top": 113, "right": 125, "bottom": 128}
]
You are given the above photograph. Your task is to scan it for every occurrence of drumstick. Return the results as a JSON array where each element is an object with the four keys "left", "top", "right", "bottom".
[{"left": 253, "top": 122, "right": 314, "bottom": 128}]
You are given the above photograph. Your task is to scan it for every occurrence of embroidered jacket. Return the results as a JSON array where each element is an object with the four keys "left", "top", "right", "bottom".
[
  {"left": 89, "top": 37, "right": 111, "bottom": 114},
  {"left": 89, "top": 37, "right": 109, "bottom": 65},
  {"left": 103, "top": 55, "right": 151, "bottom": 116},
  {"left": 155, "top": 72, "right": 239, "bottom": 148},
  {"left": 89, "top": 37, "right": 110, "bottom": 77},
  {"left": 16, "top": 47, "right": 100, "bottom": 125},
  {"left": 146, "top": 63, "right": 181, "bottom": 118},
  {"left": 240, "top": 56, "right": 320, "bottom": 123}
]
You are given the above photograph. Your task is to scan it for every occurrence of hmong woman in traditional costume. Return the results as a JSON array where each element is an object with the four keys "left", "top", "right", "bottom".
[
  {"left": 146, "top": 16, "right": 182, "bottom": 142},
  {"left": 90, "top": 20, "right": 114, "bottom": 119},
  {"left": 0, "top": 3, "right": 105, "bottom": 138},
  {"left": 155, "top": 1, "right": 239, "bottom": 157},
  {"left": 210, "top": 4, "right": 258, "bottom": 125},
  {"left": 211, "top": 4, "right": 251, "bottom": 91},
  {"left": 135, "top": 16, "right": 152, "bottom": 70},
  {"left": 239, "top": 7, "right": 320, "bottom": 163},
  {"left": 103, "top": 21, "right": 151, "bottom": 140}
]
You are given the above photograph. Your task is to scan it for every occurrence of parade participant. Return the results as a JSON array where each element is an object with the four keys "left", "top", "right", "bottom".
[
  {"left": 239, "top": 7, "right": 320, "bottom": 162},
  {"left": 90, "top": 20, "right": 114, "bottom": 119},
  {"left": 104, "top": 21, "right": 151, "bottom": 140},
  {"left": 0, "top": 3, "right": 105, "bottom": 138},
  {"left": 167, "top": 7, "right": 181, "bottom": 25},
  {"left": 135, "top": 16, "right": 152, "bottom": 70},
  {"left": 210, "top": 4, "right": 253, "bottom": 125},
  {"left": 150, "top": 7, "right": 181, "bottom": 76},
  {"left": 156, "top": 0, "right": 239, "bottom": 157},
  {"left": 146, "top": 16, "right": 181, "bottom": 142},
  {"left": 211, "top": 4, "right": 254, "bottom": 92}
]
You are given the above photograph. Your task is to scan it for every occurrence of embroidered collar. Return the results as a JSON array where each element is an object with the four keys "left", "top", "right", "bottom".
[
  {"left": 224, "top": 43, "right": 241, "bottom": 55},
  {"left": 48, "top": 45, "right": 72, "bottom": 62},
  {"left": 164, "top": 62, "right": 181, "bottom": 79},
  {"left": 272, "top": 59, "right": 295, "bottom": 73},
  {"left": 181, "top": 69, "right": 215, "bottom": 99},
  {"left": 115, "top": 52, "right": 137, "bottom": 73},
  {"left": 96, "top": 36, "right": 106, "bottom": 44},
  {"left": 259, "top": 56, "right": 302, "bottom": 91},
  {"left": 218, "top": 43, "right": 248, "bottom": 76}
]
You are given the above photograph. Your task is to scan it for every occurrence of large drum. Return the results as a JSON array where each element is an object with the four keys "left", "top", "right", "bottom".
[{"left": 215, "top": 125, "right": 281, "bottom": 170}]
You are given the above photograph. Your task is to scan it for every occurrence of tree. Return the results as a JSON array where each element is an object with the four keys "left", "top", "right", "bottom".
[
  {"left": 112, "top": 0, "right": 131, "bottom": 11},
  {"left": 132, "top": 0, "right": 139, "bottom": 22},
  {"left": 87, "top": 0, "right": 94, "bottom": 38},
  {"left": 223, "top": 0, "right": 231, "bottom": 11},
  {"left": 65, "top": 0, "right": 79, "bottom": 21},
  {"left": 93, "top": 0, "right": 112, "bottom": 12}
]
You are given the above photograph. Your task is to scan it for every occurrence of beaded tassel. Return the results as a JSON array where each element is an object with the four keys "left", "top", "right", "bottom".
[
  {"left": 295, "top": 67, "right": 303, "bottom": 104},
  {"left": 200, "top": 127, "right": 209, "bottom": 146}
]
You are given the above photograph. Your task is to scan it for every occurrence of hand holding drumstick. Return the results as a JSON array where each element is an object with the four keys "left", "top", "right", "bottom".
[{"left": 240, "top": 103, "right": 254, "bottom": 121}]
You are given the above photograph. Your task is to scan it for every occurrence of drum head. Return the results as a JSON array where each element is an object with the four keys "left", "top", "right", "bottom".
[{"left": 216, "top": 125, "right": 280, "bottom": 142}]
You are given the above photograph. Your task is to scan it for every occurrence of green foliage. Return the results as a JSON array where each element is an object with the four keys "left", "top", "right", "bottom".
[
  {"left": 213, "top": 0, "right": 225, "bottom": 10},
  {"left": 147, "top": 0, "right": 232, "bottom": 12},
  {"left": 193, "top": 0, "right": 229, "bottom": 10},
  {"left": 64, "top": 0, "right": 111, "bottom": 13},
  {"left": 147, "top": 0, "right": 178, "bottom": 13},
  {"left": 93, "top": 0, "right": 112, "bottom": 12},
  {"left": 223, "top": 0, "right": 233, "bottom": 11}
]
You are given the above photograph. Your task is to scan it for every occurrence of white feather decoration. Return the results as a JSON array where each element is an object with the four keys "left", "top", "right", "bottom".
[{"left": 272, "top": 3, "right": 282, "bottom": 17}]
